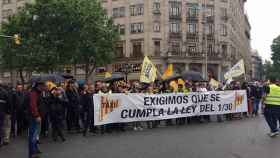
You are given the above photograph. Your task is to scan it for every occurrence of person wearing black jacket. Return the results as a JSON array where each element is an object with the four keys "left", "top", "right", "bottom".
[
  {"left": 15, "top": 84, "right": 29, "bottom": 136},
  {"left": 10, "top": 87, "right": 19, "bottom": 138},
  {"left": 49, "top": 87, "right": 66, "bottom": 142},
  {"left": 251, "top": 82, "right": 263, "bottom": 116},
  {"left": 66, "top": 81, "right": 81, "bottom": 133},
  {"left": 81, "top": 84, "right": 96, "bottom": 136},
  {"left": 0, "top": 84, "right": 12, "bottom": 147}
]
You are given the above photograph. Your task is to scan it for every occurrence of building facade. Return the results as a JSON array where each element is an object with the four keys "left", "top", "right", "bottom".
[
  {"left": 102, "top": 0, "right": 251, "bottom": 81},
  {"left": 251, "top": 50, "right": 263, "bottom": 81},
  {"left": 0, "top": 0, "right": 252, "bottom": 83}
]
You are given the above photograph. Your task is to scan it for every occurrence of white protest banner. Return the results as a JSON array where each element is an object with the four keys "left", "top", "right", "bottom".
[{"left": 94, "top": 90, "right": 248, "bottom": 125}]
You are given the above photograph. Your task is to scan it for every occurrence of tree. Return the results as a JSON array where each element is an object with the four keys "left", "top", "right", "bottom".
[
  {"left": 269, "top": 35, "right": 280, "bottom": 79},
  {"left": 0, "top": 0, "right": 119, "bottom": 83},
  {"left": 263, "top": 60, "right": 278, "bottom": 80},
  {"left": 271, "top": 35, "right": 280, "bottom": 67},
  {"left": 71, "top": 0, "right": 119, "bottom": 81}
]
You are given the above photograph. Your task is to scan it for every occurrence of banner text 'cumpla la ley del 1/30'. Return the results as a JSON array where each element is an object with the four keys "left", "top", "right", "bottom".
[{"left": 93, "top": 90, "right": 248, "bottom": 125}]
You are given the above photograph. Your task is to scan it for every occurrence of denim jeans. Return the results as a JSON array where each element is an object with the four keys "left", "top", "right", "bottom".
[
  {"left": 253, "top": 99, "right": 261, "bottom": 115},
  {"left": 264, "top": 106, "right": 280, "bottom": 133},
  {"left": 28, "top": 119, "right": 40, "bottom": 158}
]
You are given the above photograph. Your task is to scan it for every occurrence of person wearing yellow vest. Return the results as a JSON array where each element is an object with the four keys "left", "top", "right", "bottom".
[{"left": 263, "top": 78, "right": 280, "bottom": 137}]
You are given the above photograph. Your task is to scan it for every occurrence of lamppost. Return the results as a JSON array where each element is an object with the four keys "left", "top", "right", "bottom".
[
  {"left": 202, "top": 0, "right": 211, "bottom": 81},
  {"left": 0, "top": 34, "right": 21, "bottom": 45},
  {"left": 121, "top": 63, "right": 133, "bottom": 83}
]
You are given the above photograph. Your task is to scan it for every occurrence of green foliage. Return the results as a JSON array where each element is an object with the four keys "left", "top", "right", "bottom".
[
  {"left": 265, "top": 35, "right": 280, "bottom": 80},
  {"left": 0, "top": 0, "right": 119, "bottom": 80},
  {"left": 271, "top": 35, "right": 280, "bottom": 67},
  {"left": 263, "top": 60, "right": 279, "bottom": 80}
]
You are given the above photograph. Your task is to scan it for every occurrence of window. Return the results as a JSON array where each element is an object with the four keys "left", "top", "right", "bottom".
[
  {"left": 208, "top": 44, "right": 214, "bottom": 53},
  {"left": 169, "top": 1, "right": 181, "bottom": 17},
  {"left": 130, "top": 4, "right": 144, "bottom": 16},
  {"left": 2, "top": 9, "right": 13, "bottom": 19},
  {"left": 115, "top": 43, "right": 124, "bottom": 58},
  {"left": 206, "top": 5, "right": 214, "bottom": 17},
  {"left": 119, "top": 7, "right": 125, "bottom": 17},
  {"left": 154, "top": 41, "right": 161, "bottom": 56},
  {"left": 188, "top": 43, "right": 197, "bottom": 53},
  {"left": 153, "top": 0, "right": 160, "bottom": 13},
  {"left": 205, "top": 24, "right": 214, "bottom": 35},
  {"left": 187, "top": 3, "right": 198, "bottom": 17},
  {"left": 113, "top": 7, "right": 125, "bottom": 18},
  {"left": 132, "top": 41, "right": 143, "bottom": 57},
  {"left": 153, "top": 22, "right": 160, "bottom": 32},
  {"left": 119, "top": 25, "right": 125, "bottom": 35},
  {"left": 188, "top": 23, "right": 197, "bottom": 33},
  {"left": 131, "top": 23, "right": 144, "bottom": 34},
  {"left": 170, "top": 22, "right": 180, "bottom": 33},
  {"left": 113, "top": 8, "right": 119, "bottom": 17},
  {"left": 222, "top": 44, "right": 227, "bottom": 56},
  {"left": 170, "top": 42, "right": 181, "bottom": 55},
  {"left": 3, "top": 0, "right": 11, "bottom": 4},
  {"left": 221, "top": 8, "right": 227, "bottom": 17},
  {"left": 221, "top": 24, "right": 227, "bottom": 36}
]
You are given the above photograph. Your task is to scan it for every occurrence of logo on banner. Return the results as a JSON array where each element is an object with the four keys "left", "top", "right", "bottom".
[
  {"left": 234, "top": 92, "right": 244, "bottom": 109},
  {"left": 99, "top": 96, "right": 120, "bottom": 121}
]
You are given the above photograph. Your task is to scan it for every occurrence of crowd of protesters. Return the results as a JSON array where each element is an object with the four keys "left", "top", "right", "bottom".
[{"left": 0, "top": 78, "right": 269, "bottom": 158}]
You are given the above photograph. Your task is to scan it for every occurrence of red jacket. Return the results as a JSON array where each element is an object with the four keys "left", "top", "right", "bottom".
[{"left": 29, "top": 89, "right": 41, "bottom": 118}]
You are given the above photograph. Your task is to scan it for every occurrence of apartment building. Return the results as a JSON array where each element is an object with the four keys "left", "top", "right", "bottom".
[
  {"left": 0, "top": 0, "right": 252, "bottom": 82},
  {"left": 102, "top": 0, "right": 251, "bottom": 81}
]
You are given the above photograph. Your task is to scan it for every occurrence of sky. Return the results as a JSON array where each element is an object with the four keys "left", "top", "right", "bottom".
[{"left": 245, "top": 1, "right": 280, "bottom": 61}]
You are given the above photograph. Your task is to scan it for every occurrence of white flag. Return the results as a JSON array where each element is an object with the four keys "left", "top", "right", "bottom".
[{"left": 224, "top": 59, "right": 245, "bottom": 80}]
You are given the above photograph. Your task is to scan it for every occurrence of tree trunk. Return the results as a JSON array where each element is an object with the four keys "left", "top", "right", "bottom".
[
  {"left": 19, "top": 69, "right": 25, "bottom": 86},
  {"left": 85, "top": 63, "right": 89, "bottom": 82}
]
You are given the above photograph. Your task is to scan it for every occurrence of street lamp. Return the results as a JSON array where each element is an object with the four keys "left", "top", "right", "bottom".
[
  {"left": 202, "top": 0, "right": 212, "bottom": 81},
  {"left": 0, "top": 34, "right": 21, "bottom": 45},
  {"left": 122, "top": 63, "right": 133, "bottom": 83}
]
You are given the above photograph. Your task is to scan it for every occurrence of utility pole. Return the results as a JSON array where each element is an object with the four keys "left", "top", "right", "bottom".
[{"left": 202, "top": 0, "right": 208, "bottom": 81}]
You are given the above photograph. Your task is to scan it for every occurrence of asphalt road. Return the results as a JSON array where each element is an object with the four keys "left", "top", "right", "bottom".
[{"left": 1, "top": 116, "right": 280, "bottom": 158}]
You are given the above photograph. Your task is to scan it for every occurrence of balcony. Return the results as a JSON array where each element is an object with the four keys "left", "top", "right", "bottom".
[
  {"left": 203, "top": 34, "right": 215, "bottom": 41},
  {"left": 186, "top": 33, "right": 199, "bottom": 40},
  {"left": 186, "top": 16, "right": 198, "bottom": 22},
  {"left": 221, "top": 15, "right": 228, "bottom": 21},
  {"left": 188, "top": 52, "right": 203, "bottom": 57},
  {"left": 169, "top": 15, "right": 182, "bottom": 20},
  {"left": 153, "top": 9, "right": 161, "bottom": 15},
  {"left": 169, "top": 32, "right": 182, "bottom": 39},
  {"left": 208, "top": 52, "right": 221, "bottom": 60},
  {"left": 168, "top": 51, "right": 185, "bottom": 57}
]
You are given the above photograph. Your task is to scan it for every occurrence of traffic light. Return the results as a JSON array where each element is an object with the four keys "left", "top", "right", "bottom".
[{"left": 14, "top": 34, "right": 21, "bottom": 45}]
